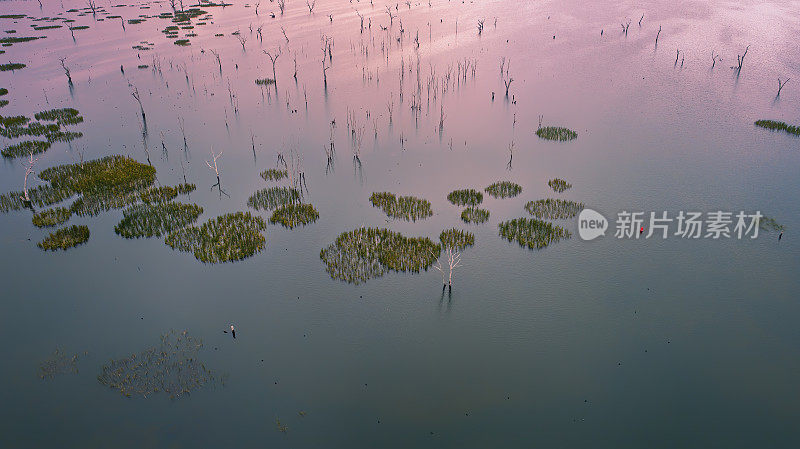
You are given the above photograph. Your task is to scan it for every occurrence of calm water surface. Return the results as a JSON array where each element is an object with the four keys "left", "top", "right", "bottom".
[{"left": 0, "top": 0, "right": 799, "bottom": 447}]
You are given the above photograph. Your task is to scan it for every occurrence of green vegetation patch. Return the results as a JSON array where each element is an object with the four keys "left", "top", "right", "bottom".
[
  {"left": 35, "top": 108, "right": 83, "bottom": 125},
  {"left": 260, "top": 168, "right": 287, "bottom": 182},
  {"left": 547, "top": 178, "right": 572, "bottom": 193},
  {"left": 0, "top": 36, "right": 41, "bottom": 44},
  {"left": 40, "top": 155, "right": 156, "bottom": 196},
  {"left": 32, "top": 207, "right": 71, "bottom": 228},
  {"left": 0, "top": 88, "right": 8, "bottom": 96},
  {"left": 39, "top": 349, "right": 80, "bottom": 380},
  {"left": 485, "top": 181, "right": 522, "bottom": 198},
  {"left": 369, "top": 192, "right": 433, "bottom": 221},
  {"left": 174, "top": 39, "right": 190, "bottom": 46},
  {"left": 447, "top": 189, "right": 483, "bottom": 206},
  {"left": 115, "top": 202, "right": 203, "bottom": 238},
  {"left": 2, "top": 140, "right": 50, "bottom": 158},
  {"left": 536, "top": 126, "right": 577, "bottom": 141},
  {"left": 525, "top": 199, "right": 584, "bottom": 220},
  {"left": 98, "top": 330, "right": 221, "bottom": 399},
  {"left": 0, "top": 15, "right": 26, "bottom": 19},
  {"left": 165, "top": 212, "right": 266, "bottom": 263},
  {"left": 499, "top": 218, "right": 570, "bottom": 250},
  {"left": 255, "top": 78, "right": 276, "bottom": 86},
  {"left": 0, "top": 185, "right": 74, "bottom": 213},
  {"left": 37, "top": 225, "right": 90, "bottom": 251},
  {"left": 139, "top": 183, "right": 195, "bottom": 203},
  {"left": 760, "top": 216, "right": 784, "bottom": 232},
  {"left": 461, "top": 206, "right": 490, "bottom": 224},
  {"left": 320, "top": 228, "right": 441, "bottom": 284},
  {"left": 0, "top": 63, "right": 26, "bottom": 71},
  {"left": 270, "top": 203, "right": 319, "bottom": 229},
  {"left": 439, "top": 228, "right": 475, "bottom": 250},
  {"left": 754, "top": 120, "right": 799, "bottom": 137},
  {"left": 247, "top": 186, "right": 300, "bottom": 211}
]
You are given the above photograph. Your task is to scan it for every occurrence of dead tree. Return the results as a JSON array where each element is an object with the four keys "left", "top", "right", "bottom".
[
  {"left": 434, "top": 246, "right": 462, "bottom": 291},
  {"left": 130, "top": 85, "right": 146, "bottom": 124},
  {"left": 655, "top": 25, "right": 661, "bottom": 47},
  {"left": 477, "top": 19, "right": 485, "bottom": 35},
  {"left": 210, "top": 49, "right": 222, "bottom": 74},
  {"left": 386, "top": 6, "right": 395, "bottom": 25},
  {"left": 278, "top": 0, "right": 286, "bottom": 15},
  {"left": 264, "top": 49, "right": 281, "bottom": 86},
  {"left": 235, "top": 33, "right": 247, "bottom": 51},
  {"left": 732, "top": 45, "right": 749, "bottom": 74},
  {"left": 711, "top": 50, "right": 721, "bottom": 68},
  {"left": 504, "top": 76, "right": 513, "bottom": 96},
  {"left": 306, "top": 0, "right": 315, "bottom": 13},
  {"left": 87, "top": 0, "right": 97, "bottom": 16},
  {"left": 621, "top": 19, "right": 630, "bottom": 36},
  {"left": 777, "top": 78, "right": 790, "bottom": 97},
  {"left": 21, "top": 152, "right": 39, "bottom": 204},
  {"left": 254, "top": 1, "right": 260, "bottom": 15},
  {"left": 59, "top": 58, "right": 73, "bottom": 85},
  {"left": 206, "top": 147, "right": 223, "bottom": 190}
]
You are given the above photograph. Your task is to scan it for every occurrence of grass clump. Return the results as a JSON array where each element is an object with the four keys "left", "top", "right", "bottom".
[
  {"left": 754, "top": 120, "right": 799, "bottom": 136},
  {"left": 461, "top": 207, "right": 490, "bottom": 224},
  {"left": 0, "top": 36, "right": 41, "bottom": 44},
  {"left": 115, "top": 202, "right": 203, "bottom": 238},
  {"left": 447, "top": 189, "right": 483, "bottom": 206},
  {"left": 39, "top": 349, "right": 80, "bottom": 380},
  {"left": 270, "top": 203, "right": 319, "bottom": 229},
  {"left": 35, "top": 108, "right": 83, "bottom": 126},
  {"left": 0, "top": 88, "right": 6, "bottom": 96},
  {"left": 37, "top": 225, "right": 90, "bottom": 251},
  {"left": 320, "top": 228, "right": 441, "bottom": 284},
  {"left": 139, "top": 183, "right": 195, "bottom": 203},
  {"left": 2, "top": 140, "right": 50, "bottom": 158},
  {"left": 485, "top": 181, "right": 522, "bottom": 199},
  {"left": 39, "top": 155, "right": 156, "bottom": 196},
  {"left": 369, "top": 192, "right": 433, "bottom": 221},
  {"left": 255, "top": 78, "right": 276, "bottom": 86},
  {"left": 247, "top": 186, "right": 300, "bottom": 211},
  {"left": 439, "top": 228, "right": 475, "bottom": 250},
  {"left": 499, "top": 218, "right": 570, "bottom": 250},
  {"left": 0, "top": 63, "right": 25, "bottom": 71},
  {"left": 0, "top": 184, "right": 74, "bottom": 213},
  {"left": 32, "top": 207, "right": 71, "bottom": 228},
  {"left": 98, "top": 330, "right": 220, "bottom": 399},
  {"left": 525, "top": 199, "right": 584, "bottom": 219},
  {"left": 260, "top": 168, "right": 287, "bottom": 182},
  {"left": 548, "top": 178, "right": 572, "bottom": 193},
  {"left": 760, "top": 216, "right": 784, "bottom": 232},
  {"left": 536, "top": 126, "right": 577, "bottom": 141},
  {"left": 174, "top": 39, "right": 190, "bottom": 46},
  {"left": 165, "top": 212, "right": 266, "bottom": 263}
]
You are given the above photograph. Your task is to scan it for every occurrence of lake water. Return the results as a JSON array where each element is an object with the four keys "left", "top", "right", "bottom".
[{"left": 1, "top": 0, "right": 799, "bottom": 447}]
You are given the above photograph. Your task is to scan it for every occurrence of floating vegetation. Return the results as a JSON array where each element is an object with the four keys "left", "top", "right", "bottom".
[
  {"left": 0, "top": 88, "right": 6, "bottom": 96},
  {"left": 0, "top": 36, "right": 41, "bottom": 44},
  {"left": 69, "top": 25, "right": 90, "bottom": 31},
  {"left": 260, "top": 168, "right": 287, "bottom": 182},
  {"left": 32, "top": 207, "right": 71, "bottom": 228},
  {"left": 760, "top": 216, "right": 784, "bottom": 232},
  {"left": 754, "top": 120, "right": 799, "bottom": 137},
  {"left": 485, "top": 181, "right": 522, "bottom": 199},
  {"left": 70, "top": 190, "right": 140, "bottom": 217},
  {"left": 0, "top": 14, "right": 26, "bottom": 19},
  {"left": 174, "top": 39, "right": 190, "bottom": 46},
  {"left": 47, "top": 130, "right": 83, "bottom": 142},
  {"left": 498, "top": 218, "right": 571, "bottom": 250},
  {"left": 536, "top": 126, "right": 577, "bottom": 142},
  {"left": 461, "top": 207, "right": 490, "bottom": 224},
  {"left": 525, "top": 199, "right": 584, "bottom": 220},
  {"left": 547, "top": 178, "right": 572, "bottom": 193},
  {"left": 270, "top": 203, "right": 319, "bottom": 229},
  {"left": 98, "top": 330, "right": 220, "bottom": 399},
  {"left": 0, "top": 63, "right": 25, "bottom": 71},
  {"left": 320, "top": 228, "right": 441, "bottom": 284},
  {"left": 37, "top": 225, "right": 90, "bottom": 251},
  {"left": 165, "top": 212, "right": 266, "bottom": 263},
  {"left": 447, "top": 189, "right": 483, "bottom": 206},
  {"left": 0, "top": 184, "right": 74, "bottom": 213},
  {"left": 35, "top": 108, "right": 83, "bottom": 125},
  {"left": 33, "top": 25, "right": 62, "bottom": 30},
  {"left": 439, "top": 228, "right": 475, "bottom": 250},
  {"left": 1, "top": 140, "right": 50, "bottom": 158},
  {"left": 39, "top": 349, "right": 80, "bottom": 380},
  {"left": 39, "top": 155, "right": 156, "bottom": 196},
  {"left": 369, "top": 192, "right": 433, "bottom": 221},
  {"left": 139, "top": 183, "right": 195, "bottom": 203},
  {"left": 255, "top": 78, "right": 276, "bottom": 86},
  {"left": 115, "top": 202, "right": 203, "bottom": 239},
  {"left": 247, "top": 186, "right": 300, "bottom": 211}
]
